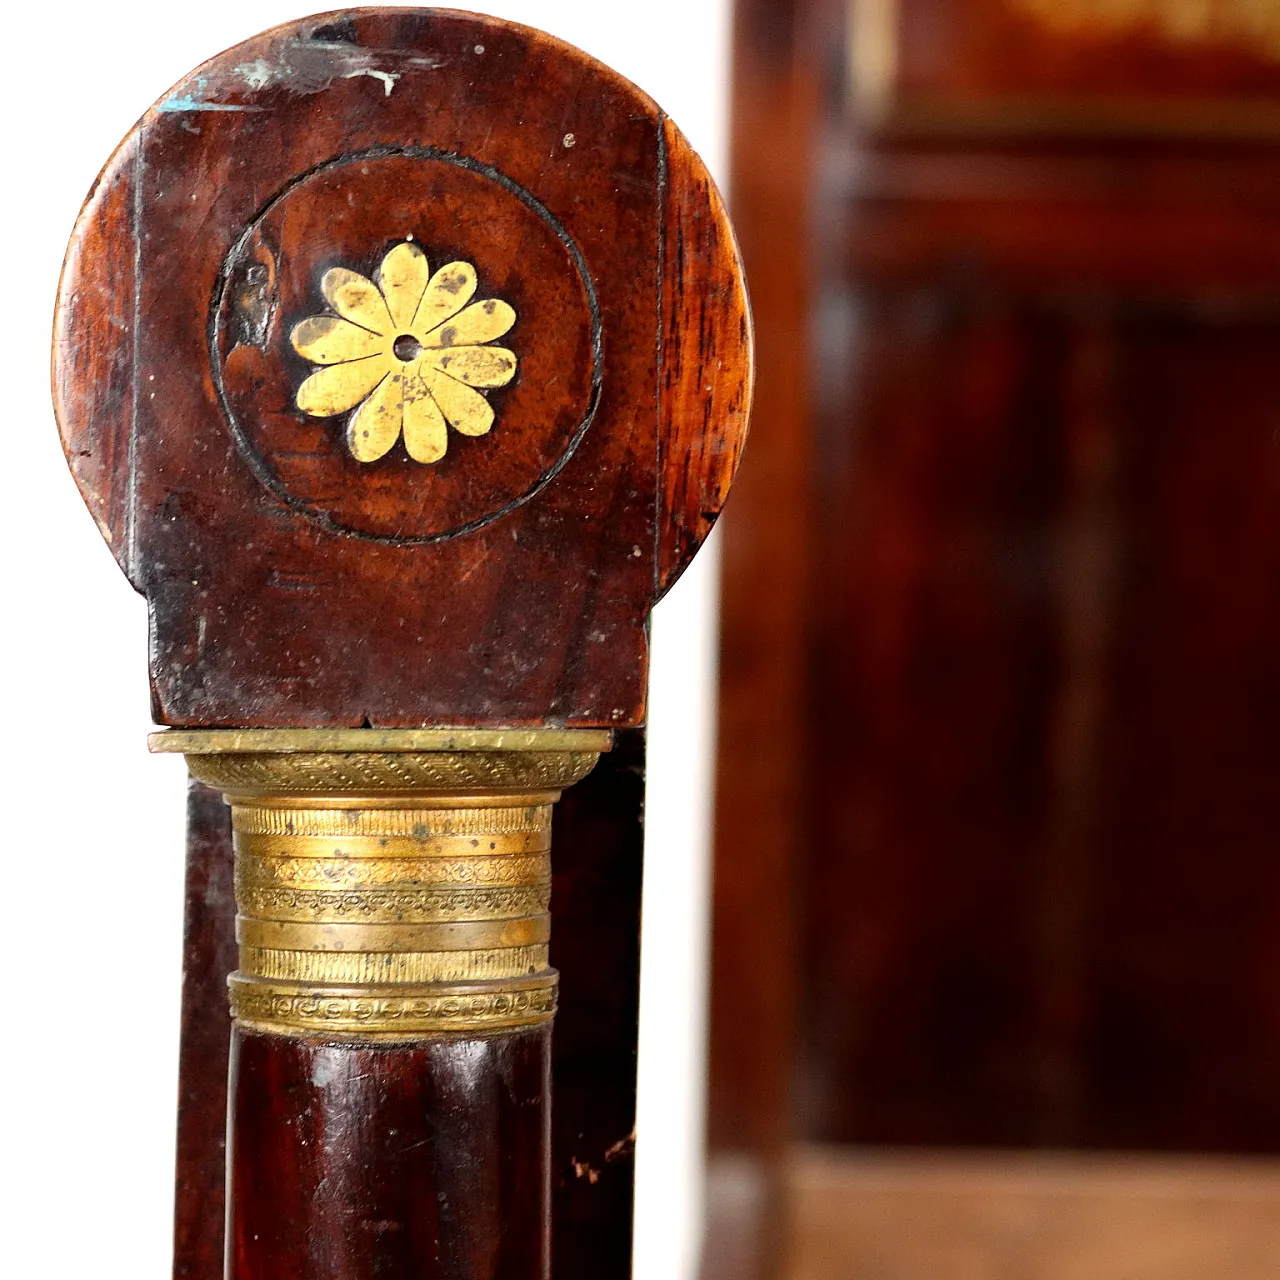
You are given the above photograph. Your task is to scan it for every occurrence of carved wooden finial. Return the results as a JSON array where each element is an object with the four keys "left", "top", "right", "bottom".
[
  {"left": 53, "top": 13, "right": 750, "bottom": 1278},
  {"left": 53, "top": 8, "right": 752, "bottom": 730}
]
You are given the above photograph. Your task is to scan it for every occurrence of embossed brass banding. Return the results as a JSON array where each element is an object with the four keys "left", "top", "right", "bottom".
[
  {"left": 235, "top": 829, "right": 550, "bottom": 859},
  {"left": 228, "top": 975, "right": 559, "bottom": 1038},
  {"left": 236, "top": 916, "right": 552, "bottom": 951},
  {"left": 235, "top": 882, "right": 551, "bottom": 922},
  {"left": 232, "top": 802, "right": 550, "bottom": 837},
  {"left": 156, "top": 728, "right": 606, "bottom": 795},
  {"left": 236, "top": 852, "right": 551, "bottom": 889},
  {"left": 152, "top": 728, "right": 606, "bottom": 1039},
  {"left": 242, "top": 945, "right": 551, "bottom": 985}
]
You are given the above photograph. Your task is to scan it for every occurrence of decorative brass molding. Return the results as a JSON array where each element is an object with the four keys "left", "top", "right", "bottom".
[
  {"left": 232, "top": 802, "right": 549, "bottom": 837},
  {"left": 178, "top": 751, "right": 598, "bottom": 795},
  {"left": 156, "top": 728, "right": 611, "bottom": 753},
  {"left": 161, "top": 730, "right": 603, "bottom": 795},
  {"left": 228, "top": 976, "right": 559, "bottom": 1038},
  {"left": 236, "top": 852, "right": 551, "bottom": 889},
  {"left": 151, "top": 728, "right": 606, "bottom": 1039},
  {"left": 290, "top": 242, "right": 518, "bottom": 464},
  {"left": 234, "top": 884, "right": 552, "bottom": 922},
  {"left": 240, "top": 945, "right": 551, "bottom": 985}
]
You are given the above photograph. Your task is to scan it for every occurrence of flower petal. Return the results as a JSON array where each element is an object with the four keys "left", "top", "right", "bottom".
[
  {"left": 424, "top": 298, "right": 516, "bottom": 349},
  {"left": 321, "top": 267, "right": 392, "bottom": 334},
  {"left": 422, "top": 364, "right": 495, "bottom": 437},
  {"left": 291, "top": 315, "right": 387, "bottom": 365},
  {"left": 411, "top": 262, "right": 477, "bottom": 337},
  {"left": 296, "top": 354, "right": 392, "bottom": 417},
  {"left": 346, "top": 370, "right": 404, "bottom": 462},
  {"left": 377, "top": 243, "right": 430, "bottom": 330},
  {"left": 421, "top": 346, "right": 517, "bottom": 389},
  {"left": 402, "top": 371, "right": 449, "bottom": 463}
]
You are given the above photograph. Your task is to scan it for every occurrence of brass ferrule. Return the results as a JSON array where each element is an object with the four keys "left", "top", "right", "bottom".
[{"left": 151, "top": 729, "right": 608, "bottom": 1040}]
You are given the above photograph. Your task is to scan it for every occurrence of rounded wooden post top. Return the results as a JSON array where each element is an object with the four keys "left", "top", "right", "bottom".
[{"left": 53, "top": 8, "right": 752, "bottom": 730}]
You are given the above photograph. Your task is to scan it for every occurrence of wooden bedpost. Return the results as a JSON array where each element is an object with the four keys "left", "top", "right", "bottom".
[{"left": 51, "top": 10, "right": 751, "bottom": 1278}]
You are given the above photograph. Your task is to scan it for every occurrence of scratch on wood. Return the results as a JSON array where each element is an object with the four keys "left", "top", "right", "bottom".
[{"left": 343, "top": 68, "right": 400, "bottom": 96}]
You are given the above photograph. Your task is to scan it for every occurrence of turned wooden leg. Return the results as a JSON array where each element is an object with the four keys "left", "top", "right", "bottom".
[
  {"left": 160, "top": 732, "right": 603, "bottom": 1279},
  {"left": 228, "top": 1029, "right": 552, "bottom": 1278}
]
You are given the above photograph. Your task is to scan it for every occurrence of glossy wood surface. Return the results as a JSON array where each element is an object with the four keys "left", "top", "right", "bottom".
[
  {"left": 230, "top": 1027, "right": 551, "bottom": 1279},
  {"left": 53, "top": 8, "right": 751, "bottom": 729}
]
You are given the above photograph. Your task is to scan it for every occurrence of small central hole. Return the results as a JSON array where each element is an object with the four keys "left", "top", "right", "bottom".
[{"left": 393, "top": 334, "right": 423, "bottom": 362}]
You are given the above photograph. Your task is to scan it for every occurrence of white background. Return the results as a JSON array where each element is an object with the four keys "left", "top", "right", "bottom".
[{"left": 0, "top": 4, "right": 728, "bottom": 1276}]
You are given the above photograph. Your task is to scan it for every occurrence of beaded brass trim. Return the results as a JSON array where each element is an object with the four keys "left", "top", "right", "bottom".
[
  {"left": 155, "top": 729, "right": 604, "bottom": 1039},
  {"left": 184, "top": 749, "right": 600, "bottom": 795},
  {"left": 235, "top": 883, "right": 551, "bottom": 922},
  {"left": 236, "top": 916, "right": 551, "bottom": 952},
  {"left": 235, "top": 829, "right": 550, "bottom": 860},
  {"left": 229, "top": 975, "right": 559, "bottom": 1038},
  {"left": 232, "top": 803, "right": 549, "bottom": 837},
  {"left": 236, "top": 852, "right": 550, "bottom": 889},
  {"left": 241, "top": 945, "right": 550, "bottom": 985},
  {"left": 152, "top": 728, "right": 611, "bottom": 754}
]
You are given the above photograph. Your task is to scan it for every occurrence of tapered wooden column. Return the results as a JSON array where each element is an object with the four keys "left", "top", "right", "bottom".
[{"left": 52, "top": 8, "right": 751, "bottom": 1278}]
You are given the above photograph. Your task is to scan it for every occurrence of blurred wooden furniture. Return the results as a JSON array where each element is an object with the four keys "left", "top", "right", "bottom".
[
  {"left": 52, "top": 10, "right": 750, "bottom": 1279},
  {"left": 785, "top": 1150, "right": 1280, "bottom": 1280},
  {"left": 714, "top": 0, "right": 1280, "bottom": 1273}
]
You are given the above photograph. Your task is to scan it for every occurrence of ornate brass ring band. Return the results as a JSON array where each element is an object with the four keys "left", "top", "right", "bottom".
[
  {"left": 234, "top": 883, "right": 552, "bottom": 922},
  {"left": 228, "top": 973, "right": 559, "bottom": 1039},
  {"left": 236, "top": 916, "right": 552, "bottom": 951},
  {"left": 232, "top": 803, "right": 551, "bottom": 836},
  {"left": 152, "top": 728, "right": 606, "bottom": 1039},
  {"left": 235, "top": 852, "right": 551, "bottom": 889},
  {"left": 228, "top": 793, "right": 562, "bottom": 812},
  {"left": 235, "top": 830, "right": 551, "bottom": 859},
  {"left": 157, "top": 729, "right": 609, "bottom": 754},
  {"left": 162, "top": 736, "right": 606, "bottom": 796},
  {"left": 242, "top": 945, "right": 550, "bottom": 984}
]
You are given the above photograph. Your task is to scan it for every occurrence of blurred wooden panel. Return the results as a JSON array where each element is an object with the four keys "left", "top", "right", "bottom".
[
  {"left": 859, "top": 0, "right": 1280, "bottom": 134},
  {"left": 840, "top": 151, "right": 1280, "bottom": 287},
  {"left": 710, "top": 0, "right": 821, "bottom": 1158},
  {"left": 703, "top": 1155, "right": 770, "bottom": 1280},
  {"left": 784, "top": 1147, "right": 1280, "bottom": 1279},
  {"left": 807, "top": 184, "right": 1280, "bottom": 1149},
  {"left": 716, "top": 0, "right": 1280, "bottom": 1183}
]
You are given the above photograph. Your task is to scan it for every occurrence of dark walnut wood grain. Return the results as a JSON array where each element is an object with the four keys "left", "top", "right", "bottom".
[{"left": 53, "top": 8, "right": 752, "bottom": 729}]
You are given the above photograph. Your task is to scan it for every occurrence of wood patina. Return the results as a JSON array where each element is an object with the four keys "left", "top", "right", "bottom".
[
  {"left": 52, "top": 10, "right": 751, "bottom": 1280},
  {"left": 54, "top": 7, "right": 752, "bottom": 729}
]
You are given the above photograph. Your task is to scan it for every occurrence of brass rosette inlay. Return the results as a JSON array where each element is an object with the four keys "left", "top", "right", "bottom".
[{"left": 152, "top": 730, "right": 607, "bottom": 1040}]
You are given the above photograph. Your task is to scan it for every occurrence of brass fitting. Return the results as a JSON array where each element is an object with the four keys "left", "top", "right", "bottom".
[{"left": 152, "top": 729, "right": 607, "bottom": 1039}]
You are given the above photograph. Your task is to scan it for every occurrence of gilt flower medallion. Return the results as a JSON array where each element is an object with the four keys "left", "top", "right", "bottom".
[
  {"left": 290, "top": 242, "right": 518, "bottom": 464},
  {"left": 212, "top": 147, "right": 599, "bottom": 543}
]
